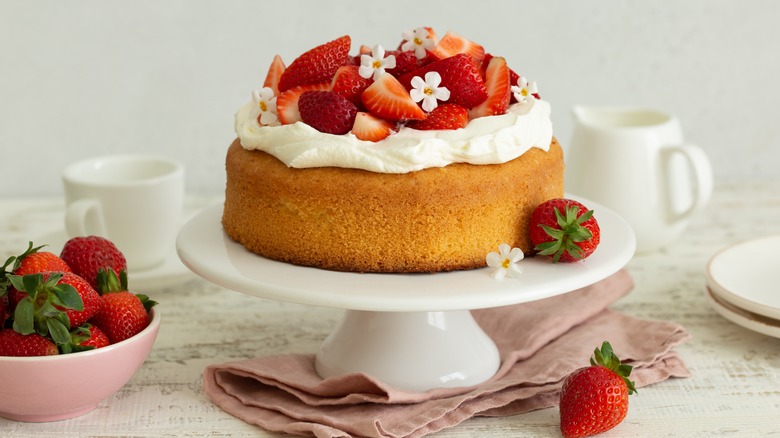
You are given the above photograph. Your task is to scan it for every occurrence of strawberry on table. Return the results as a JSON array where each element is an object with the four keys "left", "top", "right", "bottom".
[
  {"left": 361, "top": 73, "right": 427, "bottom": 122},
  {"left": 351, "top": 112, "right": 396, "bottom": 142},
  {"left": 60, "top": 235, "right": 127, "bottom": 290},
  {"left": 92, "top": 269, "right": 156, "bottom": 344},
  {"left": 559, "top": 341, "right": 637, "bottom": 438},
  {"left": 277, "top": 35, "right": 351, "bottom": 93},
  {"left": 0, "top": 329, "right": 58, "bottom": 357},
  {"left": 529, "top": 198, "right": 601, "bottom": 263},
  {"left": 407, "top": 103, "right": 469, "bottom": 131},
  {"left": 298, "top": 91, "right": 358, "bottom": 135}
]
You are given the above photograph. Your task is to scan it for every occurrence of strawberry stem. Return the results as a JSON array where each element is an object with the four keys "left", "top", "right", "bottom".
[{"left": 590, "top": 341, "right": 637, "bottom": 395}]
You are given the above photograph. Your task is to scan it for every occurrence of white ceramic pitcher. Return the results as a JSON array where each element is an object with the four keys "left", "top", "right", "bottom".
[{"left": 566, "top": 106, "right": 713, "bottom": 253}]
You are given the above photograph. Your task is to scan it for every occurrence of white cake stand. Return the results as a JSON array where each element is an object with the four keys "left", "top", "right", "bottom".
[{"left": 176, "top": 197, "right": 635, "bottom": 392}]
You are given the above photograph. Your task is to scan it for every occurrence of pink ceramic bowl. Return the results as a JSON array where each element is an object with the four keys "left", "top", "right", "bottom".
[{"left": 0, "top": 308, "right": 160, "bottom": 422}]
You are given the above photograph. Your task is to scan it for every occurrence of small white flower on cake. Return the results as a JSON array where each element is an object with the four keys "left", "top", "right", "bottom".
[
  {"left": 359, "top": 45, "right": 397, "bottom": 81},
  {"left": 251, "top": 87, "right": 279, "bottom": 126},
  {"left": 401, "top": 27, "right": 435, "bottom": 59},
  {"left": 511, "top": 76, "right": 539, "bottom": 110},
  {"left": 486, "top": 243, "right": 524, "bottom": 280},
  {"left": 410, "top": 71, "right": 450, "bottom": 112}
]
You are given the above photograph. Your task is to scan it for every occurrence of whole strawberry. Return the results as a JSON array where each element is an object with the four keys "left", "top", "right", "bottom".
[
  {"left": 92, "top": 269, "right": 156, "bottom": 344},
  {"left": 0, "top": 329, "right": 59, "bottom": 356},
  {"left": 529, "top": 198, "right": 600, "bottom": 263},
  {"left": 559, "top": 341, "right": 637, "bottom": 438},
  {"left": 9, "top": 271, "right": 102, "bottom": 345},
  {"left": 64, "top": 323, "right": 110, "bottom": 353},
  {"left": 298, "top": 90, "right": 358, "bottom": 135},
  {"left": 60, "top": 236, "right": 127, "bottom": 290},
  {"left": 277, "top": 35, "right": 351, "bottom": 92}
]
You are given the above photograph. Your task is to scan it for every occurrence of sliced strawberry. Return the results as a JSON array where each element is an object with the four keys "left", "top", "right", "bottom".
[
  {"left": 361, "top": 73, "right": 426, "bottom": 122},
  {"left": 298, "top": 91, "right": 358, "bottom": 135},
  {"left": 429, "top": 31, "right": 485, "bottom": 64},
  {"left": 276, "top": 83, "right": 330, "bottom": 125},
  {"left": 482, "top": 54, "right": 521, "bottom": 104},
  {"left": 398, "top": 53, "right": 487, "bottom": 109},
  {"left": 330, "top": 66, "right": 372, "bottom": 108},
  {"left": 278, "top": 35, "right": 351, "bottom": 92},
  {"left": 386, "top": 50, "right": 421, "bottom": 78},
  {"left": 469, "top": 56, "right": 511, "bottom": 119},
  {"left": 351, "top": 112, "right": 396, "bottom": 141},
  {"left": 263, "top": 54, "right": 286, "bottom": 96},
  {"left": 407, "top": 103, "right": 469, "bottom": 131}
]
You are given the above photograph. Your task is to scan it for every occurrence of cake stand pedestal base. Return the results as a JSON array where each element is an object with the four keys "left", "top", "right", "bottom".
[{"left": 314, "top": 309, "right": 500, "bottom": 392}]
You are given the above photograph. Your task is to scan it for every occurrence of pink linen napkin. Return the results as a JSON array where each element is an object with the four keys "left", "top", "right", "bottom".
[{"left": 203, "top": 269, "right": 690, "bottom": 438}]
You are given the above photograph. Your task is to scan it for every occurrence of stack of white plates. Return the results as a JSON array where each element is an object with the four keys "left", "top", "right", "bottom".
[{"left": 705, "top": 235, "right": 780, "bottom": 338}]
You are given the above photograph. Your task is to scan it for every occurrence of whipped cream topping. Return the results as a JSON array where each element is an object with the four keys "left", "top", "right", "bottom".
[{"left": 234, "top": 100, "right": 553, "bottom": 174}]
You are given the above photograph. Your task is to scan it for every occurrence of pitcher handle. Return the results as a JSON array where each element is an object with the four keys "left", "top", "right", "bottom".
[
  {"left": 665, "top": 144, "right": 713, "bottom": 221},
  {"left": 65, "top": 198, "right": 108, "bottom": 238}
]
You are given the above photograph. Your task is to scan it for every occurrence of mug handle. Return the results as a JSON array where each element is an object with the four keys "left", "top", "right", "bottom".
[
  {"left": 65, "top": 199, "right": 108, "bottom": 237},
  {"left": 664, "top": 144, "right": 714, "bottom": 221}
]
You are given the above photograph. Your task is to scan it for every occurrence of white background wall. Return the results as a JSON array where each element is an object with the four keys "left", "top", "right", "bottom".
[{"left": 2, "top": 0, "right": 778, "bottom": 196}]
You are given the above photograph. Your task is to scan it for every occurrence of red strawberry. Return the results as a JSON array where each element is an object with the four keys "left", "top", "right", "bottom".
[
  {"left": 529, "top": 198, "right": 601, "bottom": 263},
  {"left": 11, "top": 242, "right": 71, "bottom": 276},
  {"left": 276, "top": 83, "right": 330, "bottom": 125},
  {"left": 0, "top": 293, "right": 9, "bottom": 327},
  {"left": 330, "top": 65, "right": 372, "bottom": 107},
  {"left": 278, "top": 35, "right": 351, "bottom": 93},
  {"left": 92, "top": 269, "right": 155, "bottom": 344},
  {"left": 481, "top": 53, "right": 521, "bottom": 103},
  {"left": 60, "top": 236, "right": 127, "bottom": 290},
  {"left": 262, "top": 54, "right": 286, "bottom": 96},
  {"left": 398, "top": 53, "right": 488, "bottom": 109},
  {"left": 386, "top": 50, "right": 422, "bottom": 78},
  {"left": 10, "top": 271, "right": 102, "bottom": 337},
  {"left": 0, "top": 329, "right": 58, "bottom": 356},
  {"left": 559, "top": 341, "right": 636, "bottom": 438},
  {"left": 468, "top": 55, "right": 511, "bottom": 119},
  {"left": 69, "top": 323, "right": 110, "bottom": 351},
  {"left": 429, "top": 31, "right": 485, "bottom": 64},
  {"left": 361, "top": 73, "right": 426, "bottom": 122},
  {"left": 298, "top": 91, "right": 358, "bottom": 135},
  {"left": 407, "top": 103, "right": 469, "bottom": 130},
  {"left": 351, "top": 111, "right": 396, "bottom": 142}
]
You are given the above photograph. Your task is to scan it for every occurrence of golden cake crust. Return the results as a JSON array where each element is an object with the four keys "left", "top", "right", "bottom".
[{"left": 222, "top": 138, "right": 564, "bottom": 272}]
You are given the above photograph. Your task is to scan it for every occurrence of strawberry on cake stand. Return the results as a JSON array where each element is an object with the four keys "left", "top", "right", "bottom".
[{"left": 176, "top": 196, "right": 634, "bottom": 392}]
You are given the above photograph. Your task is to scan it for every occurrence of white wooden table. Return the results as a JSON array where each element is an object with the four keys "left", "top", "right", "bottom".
[{"left": 1, "top": 181, "right": 779, "bottom": 437}]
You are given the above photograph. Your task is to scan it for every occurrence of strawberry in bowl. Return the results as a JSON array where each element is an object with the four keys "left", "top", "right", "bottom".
[{"left": 0, "top": 237, "right": 159, "bottom": 422}]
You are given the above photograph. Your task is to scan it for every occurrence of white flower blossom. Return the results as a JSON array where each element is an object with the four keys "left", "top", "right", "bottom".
[
  {"left": 359, "top": 45, "right": 397, "bottom": 81},
  {"left": 510, "top": 76, "right": 539, "bottom": 111},
  {"left": 409, "top": 71, "right": 450, "bottom": 112},
  {"left": 251, "top": 87, "right": 279, "bottom": 126},
  {"left": 401, "top": 27, "right": 435, "bottom": 59},
  {"left": 486, "top": 243, "right": 524, "bottom": 280}
]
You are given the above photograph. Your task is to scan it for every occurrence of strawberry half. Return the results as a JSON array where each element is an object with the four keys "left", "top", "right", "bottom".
[
  {"left": 330, "top": 65, "right": 372, "bottom": 108},
  {"left": 469, "top": 55, "right": 511, "bottom": 119},
  {"left": 298, "top": 91, "right": 358, "bottom": 135},
  {"left": 398, "top": 53, "right": 487, "bottom": 109},
  {"left": 278, "top": 35, "right": 351, "bottom": 93},
  {"left": 351, "top": 112, "right": 396, "bottom": 142},
  {"left": 407, "top": 103, "right": 469, "bottom": 130},
  {"left": 529, "top": 198, "right": 601, "bottom": 263},
  {"left": 276, "top": 83, "right": 330, "bottom": 125},
  {"left": 481, "top": 53, "right": 520, "bottom": 103},
  {"left": 559, "top": 341, "right": 636, "bottom": 438},
  {"left": 429, "top": 31, "right": 485, "bottom": 64},
  {"left": 361, "top": 73, "right": 426, "bottom": 122},
  {"left": 263, "top": 54, "right": 286, "bottom": 96},
  {"left": 385, "top": 49, "right": 424, "bottom": 78}
]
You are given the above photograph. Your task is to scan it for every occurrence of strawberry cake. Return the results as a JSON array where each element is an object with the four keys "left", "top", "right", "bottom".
[{"left": 223, "top": 28, "right": 564, "bottom": 273}]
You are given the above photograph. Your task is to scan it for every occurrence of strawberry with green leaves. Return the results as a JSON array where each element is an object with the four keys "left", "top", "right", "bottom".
[
  {"left": 8, "top": 271, "right": 100, "bottom": 346},
  {"left": 92, "top": 269, "right": 156, "bottom": 344},
  {"left": 61, "top": 323, "right": 110, "bottom": 353},
  {"left": 60, "top": 235, "right": 127, "bottom": 290},
  {"left": 529, "top": 198, "right": 601, "bottom": 263},
  {"left": 559, "top": 341, "right": 637, "bottom": 438}
]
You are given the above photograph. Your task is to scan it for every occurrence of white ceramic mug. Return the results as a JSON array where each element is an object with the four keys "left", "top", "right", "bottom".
[
  {"left": 62, "top": 155, "right": 185, "bottom": 271},
  {"left": 566, "top": 106, "right": 713, "bottom": 253}
]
